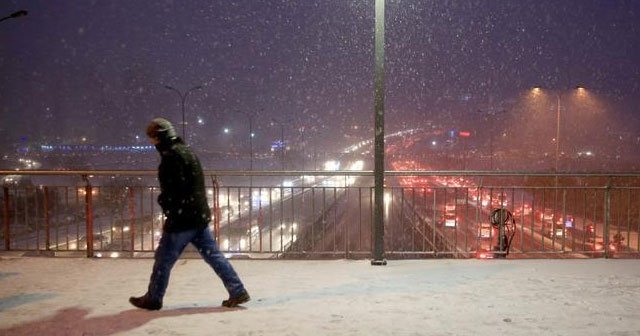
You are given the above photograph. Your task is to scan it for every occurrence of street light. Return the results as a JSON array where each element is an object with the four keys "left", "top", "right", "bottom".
[
  {"left": 241, "top": 111, "right": 257, "bottom": 171},
  {"left": 482, "top": 109, "right": 507, "bottom": 170},
  {"left": 372, "top": 0, "right": 386, "bottom": 266},
  {"left": 531, "top": 86, "right": 585, "bottom": 172},
  {"left": 164, "top": 85, "right": 203, "bottom": 141},
  {"left": 0, "top": 10, "right": 27, "bottom": 23},
  {"left": 298, "top": 125, "right": 306, "bottom": 170},
  {"left": 270, "top": 118, "right": 286, "bottom": 171}
]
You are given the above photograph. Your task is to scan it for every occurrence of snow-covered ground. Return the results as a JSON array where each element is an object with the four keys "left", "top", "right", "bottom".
[{"left": 1, "top": 256, "right": 639, "bottom": 336}]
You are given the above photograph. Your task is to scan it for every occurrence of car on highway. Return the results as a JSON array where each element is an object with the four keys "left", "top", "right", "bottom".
[
  {"left": 539, "top": 208, "right": 555, "bottom": 222},
  {"left": 512, "top": 203, "right": 532, "bottom": 217},
  {"left": 71, "top": 233, "right": 111, "bottom": 250},
  {"left": 560, "top": 215, "right": 575, "bottom": 228},
  {"left": 478, "top": 222, "right": 494, "bottom": 239},
  {"left": 441, "top": 213, "right": 458, "bottom": 228},
  {"left": 2, "top": 174, "right": 34, "bottom": 187},
  {"left": 546, "top": 222, "right": 568, "bottom": 238},
  {"left": 584, "top": 236, "right": 617, "bottom": 257}
]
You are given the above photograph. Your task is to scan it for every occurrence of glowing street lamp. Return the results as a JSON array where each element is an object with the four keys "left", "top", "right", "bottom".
[
  {"left": 531, "top": 86, "right": 586, "bottom": 172},
  {"left": 164, "top": 85, "right": 203, "bottom": 141}
]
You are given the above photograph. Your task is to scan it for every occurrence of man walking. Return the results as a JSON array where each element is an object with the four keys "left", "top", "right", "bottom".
[{"left": 130, "top": 118, "right": 250, "bottom": 310}]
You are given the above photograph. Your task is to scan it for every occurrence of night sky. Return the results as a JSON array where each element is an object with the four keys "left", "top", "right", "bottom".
[{"left": 1, "top": 1, "right": 639, "bottom": 159}]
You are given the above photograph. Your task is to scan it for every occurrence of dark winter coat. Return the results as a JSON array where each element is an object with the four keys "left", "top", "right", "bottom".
[{"left": 155, "top": 137, "right": 211, "bottom": 232}]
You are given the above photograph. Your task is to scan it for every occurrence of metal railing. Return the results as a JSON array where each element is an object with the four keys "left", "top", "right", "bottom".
[{"left": 1, "top": 170, "right": 639, "bottom": 259}]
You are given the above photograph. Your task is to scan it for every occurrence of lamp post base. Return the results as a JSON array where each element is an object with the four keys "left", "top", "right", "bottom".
[{"left": 371, "top": 259, "right": 387, "bottom": 266}]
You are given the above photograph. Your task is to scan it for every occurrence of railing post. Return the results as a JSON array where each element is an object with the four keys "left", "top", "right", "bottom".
[
  {"left": 44, "top": 186, "right": 51, "bottom": 250},
  {"left": 3, "top": 187, "right": 10, "bottom": 250},
  {"left": 83, "top": 175, "right": 94, "bottom": 258},
  {"left": 129, "top": 187, "right": 135, "bottom": 253},
  {"left": 603, "top": 177, "right": 611, "bottom": 258},
  {"left": 211, "top": 176, "right": 220, "bottom": 241}
]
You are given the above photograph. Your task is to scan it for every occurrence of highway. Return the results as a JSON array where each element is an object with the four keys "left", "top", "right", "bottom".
[{"left": 2, "top": 129, "right": 638, "bottom": 259}]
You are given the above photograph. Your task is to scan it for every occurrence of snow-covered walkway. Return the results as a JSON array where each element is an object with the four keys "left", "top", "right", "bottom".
[{"left": 1, "top": 256, "right": 639, "bottom": 335}]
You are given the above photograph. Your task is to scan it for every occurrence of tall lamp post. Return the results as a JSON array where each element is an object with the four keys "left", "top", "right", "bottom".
[
  {"left": 271, "top": 119, "right": 286, "bottom": 171},
  {"left": 484, "top": 109, "right": 506, "bottom": 170},
  {"left": 164, "top": 85, "right": 203, "bottom": 141},
  {"left": 0, "top": 10, "right": 27, "bottom": 23},
  {"left": 553, "top": 92, "right": 561, "bottom": 173},
  {"left": 532, "top": 86, "right": 585, "bottom": 172},
  {"left": 299, "top": 126, "right": 306, "bottom": 171},
  {"left": 372, "top": 0, "right": 386, "bottom": 266},
  {"left": 242, "top": 112, "right": 256, "bottom": 171}
]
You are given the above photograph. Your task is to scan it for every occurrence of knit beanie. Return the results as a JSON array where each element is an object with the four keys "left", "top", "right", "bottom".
[{"left": 146, "top": 118, "right": 177, "bottom": 141}]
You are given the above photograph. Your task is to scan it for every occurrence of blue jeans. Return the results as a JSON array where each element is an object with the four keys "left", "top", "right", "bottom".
[{"left": 147, "top": 227, "right": 246, "bottom": 302}]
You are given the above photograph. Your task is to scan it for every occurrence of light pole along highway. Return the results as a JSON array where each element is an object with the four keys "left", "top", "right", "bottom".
[
  {"left": 372, "top": 0, "right": 387, "bottom": 266},
  {"left": 164, "top": 85, "right": 203, "bottom": 142}
]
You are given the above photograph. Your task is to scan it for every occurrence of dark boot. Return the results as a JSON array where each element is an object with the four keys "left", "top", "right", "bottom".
[
  {"left": 129, "top": 294, "right": 162, "bottom": 310},
  {"left": 222, "top": 289, "right": 250, "bottom": 307}
]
